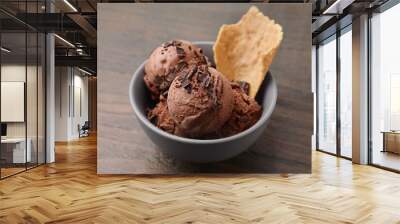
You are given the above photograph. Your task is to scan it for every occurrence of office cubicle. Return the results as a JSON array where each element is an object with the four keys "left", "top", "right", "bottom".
[{"left": 0, "top": 1, "right": 46, "bottom": 179}]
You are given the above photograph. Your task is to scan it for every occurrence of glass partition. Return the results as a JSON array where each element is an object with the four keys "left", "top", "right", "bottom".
[
  {"left": 0, "top": 2, "right": 46, "bottom": 179},
  {"left": 339, "top": 27, "right": 352, "bottom": 158},
  {"left": 0, "top": 31, "right": 28, "bottom": 177},
  {"left": 370, "top": 3, "right": 400, "bottom": 171},
  {"left": 38, "top": 32, "right": 45, "bottom": 165},
  {"left": 317, "top": 35, "right": 337, "bottom": 154},
  {"left": 27, "top": 31, "right": 38, "bottom": 169}
]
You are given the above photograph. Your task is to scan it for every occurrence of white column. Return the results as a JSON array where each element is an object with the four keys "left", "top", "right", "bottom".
[
  {"left": 312, "top": 45, "right": 317, "bottom": 150},
  {"left": 46, "top": 32, "right": 55, "bottom": 163},
  {"left": 352, "top": 14, "right": 369, "bottom": 164},
  {"left": 45, "top": 1, "right": 55, "bottom": 163}
]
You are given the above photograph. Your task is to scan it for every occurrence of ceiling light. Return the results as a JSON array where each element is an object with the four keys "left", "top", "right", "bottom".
[
  {"left": 322, "top": 0, "right": 354, "bottom": 15},
  {"left": 54, "top": 34, "right": 75, "bottom": 48},
  {"left": 78, "top": 67, "right": 93, "bottom": 76},
  {"left": 1, "top": 47, "right": 11, "bottom": 53},
  {"left": 63, "top": 0, "right": 78, "bottom": 12}
]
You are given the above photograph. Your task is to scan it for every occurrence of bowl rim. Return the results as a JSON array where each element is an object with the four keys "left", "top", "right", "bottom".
[{"left": 129, "top": 41, "right": 277, "bottom": 144}]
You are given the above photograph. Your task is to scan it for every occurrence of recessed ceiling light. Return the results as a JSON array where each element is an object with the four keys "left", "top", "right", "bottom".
[
  {"left": 78, "top": 67, "right": 93, "bottom": 76},
  {"left": 54, "top": 34, "right": 75, "bottom": 48},
  {"left": 323, "top": 0, "right": 355, "bottom": 15},
  {"left": 1, "top": 47, "right": 11, "bottom": 53},
  {"left": 63, "top": 0, "right": 78, "bottom": 12}
]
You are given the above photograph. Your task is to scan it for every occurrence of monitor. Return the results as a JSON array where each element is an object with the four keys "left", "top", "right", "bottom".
[{"left": 1, "top": 123, "right": 7, "bottom": 137}]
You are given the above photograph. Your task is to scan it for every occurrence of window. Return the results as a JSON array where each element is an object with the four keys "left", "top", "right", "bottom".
[
  {"left": 370, "top": 2, "right": 400, "bottom": 171},
  {"left": 316, "top": 25, "right": 353, "bottom": 159},
  {"left": 317, "top": 36, "right": 337, "bottom": 154},
  {"left": 339, "top": 27, "right": 352, "bottom": 158}
]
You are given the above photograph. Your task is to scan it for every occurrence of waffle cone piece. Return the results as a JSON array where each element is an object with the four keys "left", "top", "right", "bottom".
[{"left": 214, "top": 6, "right": 283, "bottom": 98}]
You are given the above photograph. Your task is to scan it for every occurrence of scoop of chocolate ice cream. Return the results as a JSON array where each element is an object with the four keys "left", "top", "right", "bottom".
[
  {"left": 144, "top": 40, "right": 208, "bottom": 99},
  {"left": 167, "top": 65, "right": 234, "bottom": 138},
  {"left": 219, "top": 82, "right": 262, "bottom": 137},
  {"left": 147, "top": 98, "right": 177, "bottom": 135}
]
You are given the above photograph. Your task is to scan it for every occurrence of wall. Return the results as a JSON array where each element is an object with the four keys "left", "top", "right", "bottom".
[
  {"left": 1, "top": 64, "right": 39, "bottom": 138},
  {"left": 55, "top": 67, "right": 89, "bottom": 141},
  {"left": 1, "top": 63, "right": 45, "bottom": 164}
]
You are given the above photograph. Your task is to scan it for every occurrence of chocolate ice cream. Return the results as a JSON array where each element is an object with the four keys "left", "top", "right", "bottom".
[
  {"left": 167, "top": 65, "right": 234, "bottom": 138},
  {"left": 219, "top": 82, "right": 262, "bottom": 137},
  {"left": 144, "top": 40, "right": 209, "bottom": 99},
  {"left": 147, "top": 97, "right": 177, "bottom": 135}
]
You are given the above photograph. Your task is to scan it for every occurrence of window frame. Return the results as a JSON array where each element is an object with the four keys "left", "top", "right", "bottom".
[{"left": 315, "top": 23, "right": 353, "bottom": 161}]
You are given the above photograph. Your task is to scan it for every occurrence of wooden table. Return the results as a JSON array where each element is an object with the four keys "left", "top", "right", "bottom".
[
  {"left": 382, "top": 131, "right": 400, "bottom": 154},
  {"left": 98, "top": 3, "right": 312, "bottom": 174}
]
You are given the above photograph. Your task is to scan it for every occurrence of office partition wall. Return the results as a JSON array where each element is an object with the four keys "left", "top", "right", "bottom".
[
  {"left": 316, "top": 25, "right": 353, "bottom": 159},
  {"left": 0, "top": 1, "right": 47, "bottom": 179}
]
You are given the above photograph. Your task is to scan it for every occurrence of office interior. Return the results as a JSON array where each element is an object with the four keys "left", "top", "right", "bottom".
[
  {"left": 313, "top": 0, "right": 400, "bottom": 172},
  {"left": 0, "top": 0, "right": 398, "bottom": 177},
  {"left": 0, "top": 0, "right": 400, "bottom": 222},
  {"left": 0, "top": 0, "right": 97, "bottom": 179}
]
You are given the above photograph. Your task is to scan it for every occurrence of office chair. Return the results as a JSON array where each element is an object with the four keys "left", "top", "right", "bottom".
[{"left": 79, "top": 121, "right": 90, "bottom": 138}]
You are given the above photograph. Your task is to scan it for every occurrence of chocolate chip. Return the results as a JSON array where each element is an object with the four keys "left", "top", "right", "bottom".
[
  {"left": 162, "top": 41, "right": 173, "bottom": 48},
  {"left": 176, "top": 46, "right": 185, "bottom": 55},
  {"left": 203, "top": 76, "right": 211, "bottom": 87},
  {"left": 186, "top": 66, "right": 197, "bottom": 80},
  {"left": 197, "top": 71, "right": 207, "bottom": 82},
  {"left": 161, "top": 90, "right": 168, "bottom": 98},
  {"left": 176, "top": 60, "right": 188, "bottom": 71},
  {"left": 184, "top": 83, "right": 192, "bottom": 93},
  {"left": 181, "top": 79, "right": 190, "bottom": 88},
  {"left": 238, "top": 81, "right": 250, "bottom": 95},
  {"left": 160, "top": 81, "right": 170, "bottom": 90},
  {"left": 148, "top": 112, "right": 158, "bottom": 125},
  {"left": 166, "top": 72, "right": 175, "bottom": 82},
  {"left": 172, "top": 40, "right": 182, "bottom": 46},
  {"left": 154, "top": 75, "right": 162, "bottom": 85}
]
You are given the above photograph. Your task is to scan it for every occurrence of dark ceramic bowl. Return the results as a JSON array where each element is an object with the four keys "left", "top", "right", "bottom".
[{"left": 129, "top": 41, "right": 277, "bottom": 163}]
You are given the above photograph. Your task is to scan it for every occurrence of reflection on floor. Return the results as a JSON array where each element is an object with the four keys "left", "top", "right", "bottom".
[
  {"left": 0, "top": 167, "right": 25, "bottom": 178},
  {"left": 0, "top": 134, "right": 400, "bottom": 223},
  {"left": 0, "top": 162, "right": 42, "bottom": 178},
  {"left": 373, "top": 150, "right": 400, "bottom": 171}
]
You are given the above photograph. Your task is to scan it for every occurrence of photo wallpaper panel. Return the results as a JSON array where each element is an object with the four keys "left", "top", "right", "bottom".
[{"left": 98, "top": 3, "right": 312, "bottom": 174}]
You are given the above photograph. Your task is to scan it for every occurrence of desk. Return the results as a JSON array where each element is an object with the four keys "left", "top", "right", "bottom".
[
  {"left": 1, "top": 138, "right": 31, "bottom": 163},
  {"left": 382, "top": 131, "right": 400, "bottom": 154}
]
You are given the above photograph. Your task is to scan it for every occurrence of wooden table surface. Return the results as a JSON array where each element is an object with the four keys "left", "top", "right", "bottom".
[{"left": 98, "top": 3, "right": 312, "bottom": 174}]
